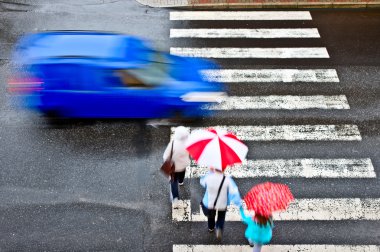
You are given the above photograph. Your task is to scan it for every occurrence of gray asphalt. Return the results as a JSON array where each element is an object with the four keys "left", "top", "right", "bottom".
[{"left": 0, "top": 1, "right": 379, "bottom": 251}]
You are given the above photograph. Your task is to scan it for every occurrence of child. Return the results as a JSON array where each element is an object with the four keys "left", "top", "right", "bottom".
[{"left": 239, "top": 206, "right": 273, "bottom": 252}]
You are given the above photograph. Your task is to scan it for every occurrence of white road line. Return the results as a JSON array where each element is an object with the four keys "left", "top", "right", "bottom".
[
  {"left": 172, "top": 199, "right": 380, "bottom": 222},
  {"left": 204, "top": 95, "right": 350, "bottom": 110},
  {"left": 170, "top": 28, "right": 320, "bottom": 38},
  {"left": 171, "top": 125, "right": 362, "bottom": 141},
  {"left": 201, "top": 69, "right": 340, "bottom": 82},
  {"left": 170, "top": 47, "right": 330, "bottom": 58},
  {"left": 170, "top": 11, "right": 313, "bottom": 21},
  {"left": 173, "top": 244, "right": 380, "bottom": 252},
  {"left": 185, "top": 159, "right": 376, "bottom": 178}
]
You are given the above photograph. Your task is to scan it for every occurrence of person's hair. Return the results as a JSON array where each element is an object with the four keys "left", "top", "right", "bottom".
[{"left": 254, "top": 213, "right": 272, "bottom": 226}]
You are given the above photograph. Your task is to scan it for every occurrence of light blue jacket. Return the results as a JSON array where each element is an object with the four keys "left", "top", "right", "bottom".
[
  {"left": 200, "top": 171, "right": 242, "bottom": 210},
  {"left": 240, "top": 207, "right": 273, "bottom": 244}
]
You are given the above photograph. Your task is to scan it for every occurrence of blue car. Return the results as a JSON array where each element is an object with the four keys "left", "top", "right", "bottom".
[{"left": 9, "top": 31, "right": 226, "bottom": 119}]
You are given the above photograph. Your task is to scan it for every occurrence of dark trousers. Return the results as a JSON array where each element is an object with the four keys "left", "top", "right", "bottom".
[
  {"left": 170, "top": 171, "right": 186, "bottom": 199},
  {"left": 207, "top": 209, "right": 226, "bottom": 230}
]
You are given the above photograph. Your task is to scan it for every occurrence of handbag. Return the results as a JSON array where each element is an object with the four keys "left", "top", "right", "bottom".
[
  {"left": 200, "top": 175, "right": 226, "bottom": 217},
  {"left": 160, "top": 141, "right": 175, "bottom": 178}
]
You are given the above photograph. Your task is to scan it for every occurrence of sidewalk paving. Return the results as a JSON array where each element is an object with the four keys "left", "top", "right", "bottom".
[{"left": 135, "top": 0, "right": 380, "bottom": 8}]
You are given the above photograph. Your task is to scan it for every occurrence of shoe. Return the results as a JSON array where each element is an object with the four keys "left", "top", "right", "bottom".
[
  {"left": 179, "top": 182, "right": 184, "bottom": 186},
  {"left": 208, "top": 228, "right": 214, "bottom": 233},
  {"left": 215, "top": 228, "right": 222, "bottom": 240}
]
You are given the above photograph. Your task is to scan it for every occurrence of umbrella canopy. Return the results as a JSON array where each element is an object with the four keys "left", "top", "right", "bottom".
[
  {"left": 244, "top": 182, "right": 294, "bottom": 217},
  {"left": 186, "top": 128, "right": 248, "bottom": 171}
]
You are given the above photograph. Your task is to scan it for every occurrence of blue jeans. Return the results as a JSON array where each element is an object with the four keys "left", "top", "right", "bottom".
[
  {"left": 253, "top": 244, "right": 262, "bottom": 252},
  {"left": 170, "top": 171, "right": 185, "bottom": 199},
  {"left": 207, "top": 209, "right": 226, "bottom": 230}
]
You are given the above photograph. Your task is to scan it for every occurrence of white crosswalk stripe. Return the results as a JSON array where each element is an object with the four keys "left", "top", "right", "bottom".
[
  {"left": 204, "top": 95, "right": 350, "bottom": 110},
  {"left": 170, "top": 11, "right": 313, "bottom": 21},
  {"left": 185, "top": 159, "right": 376, "bottom": 178},
  {"left": 171, "top": 47, "right": 330, "bottom": 58},
  {"left": 172, "top": 199, "right": 380, "bottom": 222},
  {"left": 201, "top": 69, "right": 340, "bottom": 83},
  {"left": 171, "top": 125, "right": 362, "bottom": 141},
  {"left": 170, "top": 28, "right": 321, "bottom": 38},
  {"left": 173, "top": 245, "right": 380, "bottom": 252}
]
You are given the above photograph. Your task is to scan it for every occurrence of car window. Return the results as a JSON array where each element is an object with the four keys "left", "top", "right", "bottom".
[
  {"left": 130, "top": 53, "right": 175, "bottom": 85},
  {"left": 115, "top": 70, "right": 150, "bottom": 88},
  {"left": 106, "top": 60, "right": 173, "bottom": 89}
]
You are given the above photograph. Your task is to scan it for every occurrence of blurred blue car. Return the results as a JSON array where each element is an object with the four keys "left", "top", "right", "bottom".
[{"left": 9, "top": 31, "right": 226, "bottom": 119}]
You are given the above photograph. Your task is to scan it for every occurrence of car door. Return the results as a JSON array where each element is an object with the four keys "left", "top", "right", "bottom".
[
  {"left": 112, "top": 87, "right": 166, "bottom": 118},
  {"left": 101, "top": 68, "right": 170, "bottom": 118},
  {"left": 39, "top": 63, "right": 87, "bottom": 118}
]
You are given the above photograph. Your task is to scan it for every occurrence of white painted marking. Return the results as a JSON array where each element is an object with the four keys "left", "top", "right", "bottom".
[
  {"left": 173, "top": 244, "right": 380, "bottom": 252},
  {"left": 170, "top": 11, "right": 313, "bottom": 21},
  {"left": 172, "top": 200, "right": 191, "bottom": 222},
  {"left": 170, "top": 47, "right": 330, "bottom": 58},
  {"left": 185, "top": 158, "right": 376, "bottom": 178},
  {"left": 172, "top": 125, "right": 362, "bottom": 141},
  {"left": 201, "top": 69, "right": 340, "bottom": 83},
  {"left": 205, "top": 95, "right": 350, "bottom": 110},
  {"left": 170, "top": 28, "right": 320, "bottom": 38},
  {"left": 173, "top": 198, "right": 380, "bottom": 221}
]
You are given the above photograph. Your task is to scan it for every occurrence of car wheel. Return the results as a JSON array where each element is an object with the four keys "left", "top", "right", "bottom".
[
  {"left": 170, "top": 110, "right": 202, "bottom": 124},
  {"left": 43, "top": 110, "right": 66, "bottom": 126}
]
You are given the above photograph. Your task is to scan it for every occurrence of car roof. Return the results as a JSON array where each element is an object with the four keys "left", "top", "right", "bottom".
[{"left": 14, "top": 31, "right": 152, "bottom": 62}]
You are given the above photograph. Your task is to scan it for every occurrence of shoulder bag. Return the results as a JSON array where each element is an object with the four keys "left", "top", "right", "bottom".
[{"left": 160, "top": 141, "right": 175, "bottom": 179}]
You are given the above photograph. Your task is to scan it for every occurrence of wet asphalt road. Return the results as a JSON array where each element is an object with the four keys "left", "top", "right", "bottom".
[{"left": 0, "top": 1, "right": 380, "bottom": 251}]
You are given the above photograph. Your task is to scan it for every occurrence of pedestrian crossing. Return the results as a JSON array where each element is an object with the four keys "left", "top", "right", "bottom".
[
  {"left": 171, "top": 125, "right": 362, "bottom": 141},
  {"left": 170, "top": 11, "right": 313, "bottom": 20},
  {"left": 171, "top": 47, "right": 330, "bottom": 58},
  {"left": 204, "top": 95, "right": 350, "bottom": 110},
  {"left": 169, "top": 10, "right": 377, "bottom": 251},
  {"left": 173, "top": 198, "right": 380, "bottom": 221},
  {"left": 201, "top": 69, "right": 340, "bottom": 82},
  {"left": 170, "top": 28, "right": 321, "bottom": 39},
  {"left": 185, "top": 159, "right": 376, "bottom": 178}
]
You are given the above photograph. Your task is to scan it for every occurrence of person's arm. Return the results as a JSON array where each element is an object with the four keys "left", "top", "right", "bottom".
[
  {"left": 200, "top": 173, "right": 208, "bottom": 188},
  {"left": 239, "top": 206, "right": 250, "bottom": 224},
  {"left": 227, "top": 177, "right": 242, "bottom": 207},
  {"left": 162, "top": 140, "right": 173, "bottom": 161}
]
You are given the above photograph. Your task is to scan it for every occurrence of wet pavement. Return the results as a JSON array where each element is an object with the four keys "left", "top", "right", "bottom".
[{"left": 0, "top": 2, "right": 379, "bottom": 251}]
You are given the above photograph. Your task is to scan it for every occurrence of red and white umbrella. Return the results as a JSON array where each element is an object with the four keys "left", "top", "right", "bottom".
[{"left": 186, "top": 128, "right": 248, "bottom": 171}]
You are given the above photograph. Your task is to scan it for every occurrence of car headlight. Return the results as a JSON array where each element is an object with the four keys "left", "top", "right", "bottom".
[{"left": 181, "top": 92, "right": 227, "bottom": 103}]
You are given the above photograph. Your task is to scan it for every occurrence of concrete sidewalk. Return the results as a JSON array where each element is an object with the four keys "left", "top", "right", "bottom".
[{"left": 135, "top": 0, "right": 380, "bottom": 8}]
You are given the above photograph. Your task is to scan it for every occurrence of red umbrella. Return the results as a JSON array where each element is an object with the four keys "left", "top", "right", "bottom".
[
  {"left": 244, "top": 182, "right": 294, "bottom": 217},
  {"left": 185, "top": 128, "right": 248, "bottom": 171}
]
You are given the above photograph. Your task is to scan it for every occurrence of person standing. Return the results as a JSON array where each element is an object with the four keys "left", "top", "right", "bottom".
[
  {"left": 200, "top": 167, "right": 241, "bottom": 240},
  {"left": 239, "top": 207, "right": 273, "bottom": 252},
  {"left": 163, "top": 126, "right": 190, "bottom": 204}
]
